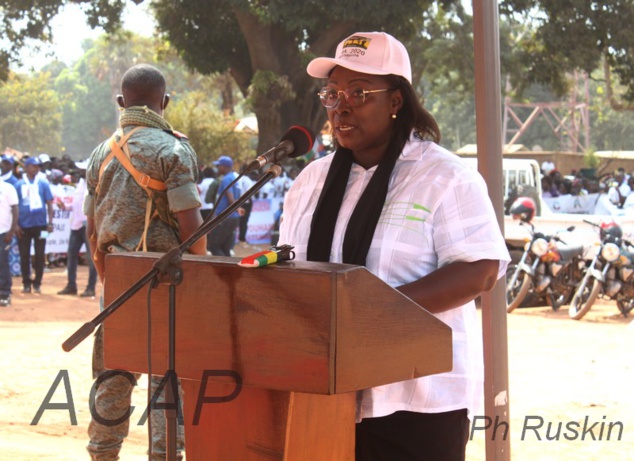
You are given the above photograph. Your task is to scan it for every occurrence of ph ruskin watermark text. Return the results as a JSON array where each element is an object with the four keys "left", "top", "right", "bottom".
[{"left": 470, "top": 415, "right": 624, "bottom": 441}]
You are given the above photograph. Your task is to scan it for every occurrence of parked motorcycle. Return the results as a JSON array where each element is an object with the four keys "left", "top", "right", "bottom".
[
  {"left": 568, "top": 219, "right": 634, "bottom": 320},
  {"left": 506, "top": 197, "right": 586, "bottom": 312}
]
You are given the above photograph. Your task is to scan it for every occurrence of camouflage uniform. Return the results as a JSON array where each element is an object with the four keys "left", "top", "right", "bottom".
[{"left": 84, "top": 107, "right": 201, "bottom": 460}]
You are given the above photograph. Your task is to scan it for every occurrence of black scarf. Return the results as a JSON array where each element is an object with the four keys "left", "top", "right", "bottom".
[{"left": 306, "top": 141, "right": 402, "bottom": 266}]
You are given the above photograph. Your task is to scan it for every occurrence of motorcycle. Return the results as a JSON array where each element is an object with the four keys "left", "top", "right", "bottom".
[
  {"left": 506, "top": 219, "right": 585, "bottom": 313},
  {"left": 568, "top": 220, "right": 634, "bottom": 320}
]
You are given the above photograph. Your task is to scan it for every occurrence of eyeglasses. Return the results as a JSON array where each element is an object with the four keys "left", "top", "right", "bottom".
[{"left": 317, "top": 87, "right": 394, "bottom": 108}]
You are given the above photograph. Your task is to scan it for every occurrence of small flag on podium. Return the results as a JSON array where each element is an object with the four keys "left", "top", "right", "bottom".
[{"left": 238, "top": 244, "right": 295, "bottom": 268}]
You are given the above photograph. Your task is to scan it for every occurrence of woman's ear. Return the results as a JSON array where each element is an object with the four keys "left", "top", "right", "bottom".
[
  {"left": 391, "top": 89, "right": 404, "bottom": 112},
  {"left": 116, "top": 95, "right": 125, "bottom": 108}
]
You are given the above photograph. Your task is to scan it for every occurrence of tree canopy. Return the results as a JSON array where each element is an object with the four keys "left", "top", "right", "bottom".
[
  {"left": 2, "top": 0, "right": 634, "bottom": 153},
  {"left": 150, "top": 0, "right": 452, "bottom": 149},
  {"left": 0, "top": 72, "right": 62, "bottom": 154},
  {"left": 500, "top": 0, "right": 634, "bottom": 110},
  {"left": 1, "top": 31, "right": 255, "bottom": 162}
]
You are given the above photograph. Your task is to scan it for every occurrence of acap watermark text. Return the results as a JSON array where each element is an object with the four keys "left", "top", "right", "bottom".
[{"left": 31, "top": 369, "right": 242, "bottom": 426}]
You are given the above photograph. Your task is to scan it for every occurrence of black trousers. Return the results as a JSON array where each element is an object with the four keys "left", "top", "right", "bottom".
[
  {"left": 355, "top": 410, "right": 470, "bottom": 461},
  {"left": 18, "top": 225, "right": 47, "bottom": 288},
  {"left": 208, "top": 216, "right": 239, "bottom": 256},
  {"left": 238, "top": 200, "right": 252, "bottom": 242}
]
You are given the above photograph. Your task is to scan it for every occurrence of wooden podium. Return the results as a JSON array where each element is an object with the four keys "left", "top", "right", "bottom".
[{"left": 103, "top": 253, "right": 452, "bottom": 460}]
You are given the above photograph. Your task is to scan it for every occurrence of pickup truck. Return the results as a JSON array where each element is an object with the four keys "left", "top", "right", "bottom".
[{"left": 461, "top": 157, "right": 634, "bottom": 251}]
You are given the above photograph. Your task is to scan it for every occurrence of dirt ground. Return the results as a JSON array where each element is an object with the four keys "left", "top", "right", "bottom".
[{"left": 1, "top": 250, "right": 633, "bottom": 460}]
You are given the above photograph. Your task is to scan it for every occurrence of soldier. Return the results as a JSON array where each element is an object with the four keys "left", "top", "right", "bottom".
[{"left": 84, "top": 63, "right": 206, "bottom": 460}]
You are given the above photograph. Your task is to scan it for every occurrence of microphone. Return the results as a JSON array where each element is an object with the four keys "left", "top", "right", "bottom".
[{"left": 247, "top": 125, "right": 315, "bottom": 172}]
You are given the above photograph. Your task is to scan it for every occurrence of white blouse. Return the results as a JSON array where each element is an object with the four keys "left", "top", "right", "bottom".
[{"left": 279, "top": 134, "right": 510, "bottom": 421}]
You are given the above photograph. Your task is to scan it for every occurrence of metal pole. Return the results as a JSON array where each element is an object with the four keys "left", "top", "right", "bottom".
[
  {"left": 472, "top": 1, "right": 511, "bottom": 460},
  {"left": 166, "top": 284, "right": 178, "bottom": 461}
]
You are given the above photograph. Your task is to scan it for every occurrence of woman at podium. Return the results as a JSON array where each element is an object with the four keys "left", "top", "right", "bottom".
[{"left": 279, "top": 31, "right": 510, "bottom": 460}]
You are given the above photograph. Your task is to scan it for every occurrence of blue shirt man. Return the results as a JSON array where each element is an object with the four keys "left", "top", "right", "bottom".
[
  {"left": 208, "top": 155, "right": 242, "bottom": 256},
  {"left": 213, "top": 156, "right": 241, "bottom": 218},
  {"left": 15, "top": 157, "right": 54, "bottom": 293},
  {"left": 0, "top": 155, "right": 18, "bottom": 187}
]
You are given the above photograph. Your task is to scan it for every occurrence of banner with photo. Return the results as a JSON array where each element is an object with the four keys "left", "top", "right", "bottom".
[{"left": 245, "top": 197, "right": 284, "bottom": 245}]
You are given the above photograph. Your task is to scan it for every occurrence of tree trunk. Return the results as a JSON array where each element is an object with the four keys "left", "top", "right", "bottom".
[{"left": 231, "top": 9, "right": 352, "bottom": 152}]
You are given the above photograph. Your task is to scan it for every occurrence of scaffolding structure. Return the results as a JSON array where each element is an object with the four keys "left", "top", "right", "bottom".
[{"left": 502, "top": 73, "right": 591, "bottom": 153}]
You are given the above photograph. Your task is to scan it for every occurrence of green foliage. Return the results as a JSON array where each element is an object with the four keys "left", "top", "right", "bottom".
[
  {"left": 592, "top": 109, "right": 634, "bottom": 152},
  {"left": 1, "top": 25, "right": 251, "bottom": 161},
  {"left": 246, "top": 70, "right": 295, "bottom": 114},
  {"left": 416, "top": 3, "right": 475, "bottom": 95},
  {"left": 59, "top": 32, "right": 236, "bottom": 159},
  {"left": 0, "top": 71, "right": 62, "bottom": 154},
  {"left": 54, "top": 64, "right": 116, "bottom": 158},
  {"left": 588, "top": 71, "right": 634, "bottom": 151},
  {"left": 52, "top": 31, "right": 162, "bottom": 159},
  {"left": 3, "top": 0, "right": 634, "bottom": 161},
  {"left": 150, "top": 0, "right": 447, "bottom": 148},
  {"left": 165, "top": 90, "right": 255, "bottom": 168},
  {"left": 427, "top": 91, "right": 476, "bottom": 152},
  {"left": 583, "top": 150, "right": 600, "bottom": 169},
  {"left": 500, "top": 0, "right": 634, "bottom": 107},
  {"left": 0, "top": 0, "right": 63, "bottom": 68}
]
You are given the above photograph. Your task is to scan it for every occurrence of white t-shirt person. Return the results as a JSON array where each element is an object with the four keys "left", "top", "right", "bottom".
[
  {"left": 0, "top": 180, "right": 18, "bottom": 234},
  {"left": 279, "top": 135, "right": 510, "bottom": 422}
]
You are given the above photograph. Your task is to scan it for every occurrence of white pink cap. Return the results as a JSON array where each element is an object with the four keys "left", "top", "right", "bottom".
[{"left": 307, "top": 32, "right": 412, "bottom": 83}]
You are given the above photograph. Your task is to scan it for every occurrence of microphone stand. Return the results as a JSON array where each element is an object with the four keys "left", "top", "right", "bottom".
[{"left": 62, "top": 164, "right": 283, "bottom": 461}]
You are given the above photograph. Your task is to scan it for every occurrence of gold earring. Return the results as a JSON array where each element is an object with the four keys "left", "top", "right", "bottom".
[{"left": 391, "top": 113, "right": 397, "bottom": 119}]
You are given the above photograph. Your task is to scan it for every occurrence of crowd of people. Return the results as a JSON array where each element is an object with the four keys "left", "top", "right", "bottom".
[
  {"left": 540, "top": 160, "right": 634, "bottom": 207},
  {"left": 0, "top": 152, "right": 98, "bottom": 306},
  {"left": 0, "top": 146, "right": 307, "bottom": 308},
  {"left": 503, "top": 159, "right": 634, "bottom": 218},
  {"left": 196, "top": 156, "right": 304, "bottom": 254}
]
